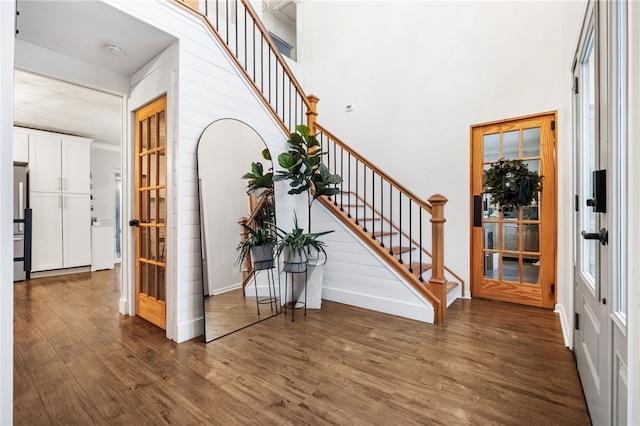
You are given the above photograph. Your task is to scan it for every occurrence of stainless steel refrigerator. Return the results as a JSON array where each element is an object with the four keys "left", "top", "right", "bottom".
[{"left": 14, "top": 165, "right": 27, "bottom": 281}]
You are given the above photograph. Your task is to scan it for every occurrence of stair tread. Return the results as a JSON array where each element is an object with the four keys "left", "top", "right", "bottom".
[
  {"left": 409, "top": 262, "right": 432, "bottom": 273},
  {"left": 372, "top": 231, "right": 398, "bottom": 237},
  {"left": 447, "top": 281, "right": 459, "bottom": 292},
  {"left": 390, "top": 245, "right": 416, "bottom": 254}
]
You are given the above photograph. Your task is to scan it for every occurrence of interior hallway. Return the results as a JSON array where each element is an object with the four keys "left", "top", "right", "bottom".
[{"left": 13, "top": 269, "right": 590, "bottom": 424}]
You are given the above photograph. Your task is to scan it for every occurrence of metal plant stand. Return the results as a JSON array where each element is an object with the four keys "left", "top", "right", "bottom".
[
  {"left": 283, "top": 261, "right": 307, "bottom": 321},
  {"left": 252, "top": 261, "right": 280, "bottom": 315}
]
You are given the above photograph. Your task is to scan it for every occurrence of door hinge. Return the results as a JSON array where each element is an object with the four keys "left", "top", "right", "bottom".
[
  {"left": 551, "top": 283, "right": 555, "bottom": 295},
  {"left": 573, "top": 76, "right": 579, "bottom": 94},
  {"left": 551, "top": 120, "right": 555, "bottom": 131},
  {"left": 575, "top": 195, "right": 579, "bottom": 212},
  {"left": 574, "top": 312, "right": 580, "bottom": 330}
]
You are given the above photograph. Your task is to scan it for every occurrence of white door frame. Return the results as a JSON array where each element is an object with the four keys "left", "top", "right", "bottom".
[
  {"left": 572, "top": 1, "right": 629, "bottom": 424},
  {"left": 626, "top": 3, "right": 640, "bottom": 424}
]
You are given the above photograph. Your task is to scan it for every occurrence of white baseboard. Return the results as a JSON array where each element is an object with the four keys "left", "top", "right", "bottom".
[
  {"left": 175, "top": 316, "right": 204, "bottom": 343},
  {"left": 119, "top": 298, "right": 130, "bottom": 315},
  {"left": 554, "top": 303, "right": 572, "bottom": 348},
  {"left": 322, "top": 286, "right": 434, "bottom": 323},
  {"left": 31, "top": 266, "right": 90, "bottom": 278},
  {"left": 212, "top": 282, "right": 242, "bottom": 295}
]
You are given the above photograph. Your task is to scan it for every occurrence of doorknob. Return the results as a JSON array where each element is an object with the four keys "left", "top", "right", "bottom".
[
  {"left": 128, "top": 219, "right": 139, "bottom": 227},
  {"left": 581, "top": 228, "right": 608, "bottom": 246}
]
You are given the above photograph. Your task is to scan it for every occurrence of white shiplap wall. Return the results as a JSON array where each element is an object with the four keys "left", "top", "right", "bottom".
[
  {"left": 111, "top": 0, "right": 286, "bottom": 342},
  {"left": 309, "top": 202, "right": 435, "bottom": 323}
]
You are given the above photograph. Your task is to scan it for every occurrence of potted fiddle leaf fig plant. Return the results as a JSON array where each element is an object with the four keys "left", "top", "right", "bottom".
[
  {"left": 241, "top": 148, "right": 273, "bottom": 196},
  {"left": 274, "top": 124, "right": 342, "bottom": 231},
  {"left": 234, "top": 223, "right": 277, "bottom": 271}
]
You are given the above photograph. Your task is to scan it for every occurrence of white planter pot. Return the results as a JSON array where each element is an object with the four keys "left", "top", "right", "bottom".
[
  {"left": 301, "top": 264, "right": 324, "bottom": 309},
  {"left": 283, "top": 247, "right": 308, "bottom": 273}
]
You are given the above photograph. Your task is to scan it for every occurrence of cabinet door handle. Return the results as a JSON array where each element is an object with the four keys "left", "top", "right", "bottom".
[
  {"left": 58, "top": 177, "right": 62, "bottom": 190},
  {"left": 59, "top": 195, "right": 62, "bottom": 209},
  {"left": 18, "top": 182, "right": 24, "bottom": 233}
]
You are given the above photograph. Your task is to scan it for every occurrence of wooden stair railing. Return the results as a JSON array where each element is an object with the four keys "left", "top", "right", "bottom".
[
  {"left": 173, "top": 0, "right": 310, "bottom": 136},
  {"left": 238, "top": 190, "right": 275, "bottom": 293},
  {"left": 171, "top": 0, "right": 464, "bottom": 323},
  {"left": 333, "top": 189, "right": 465, "bottom": 287},
  {"left": 314, "top": 123, "right": 463, "bottom": 324}
]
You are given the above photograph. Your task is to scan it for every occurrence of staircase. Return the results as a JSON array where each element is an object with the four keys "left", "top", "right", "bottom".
[{"left": 172, "top": 0, "right": 464, "bottom": 324}]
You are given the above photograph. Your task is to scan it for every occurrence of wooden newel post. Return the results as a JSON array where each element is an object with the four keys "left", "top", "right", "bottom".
[
  {"left": 428, "top": 194, "right": 448, "bottom": 324},
  {"left": 306, "top": 94, "right": 319, "bottom": 134}
]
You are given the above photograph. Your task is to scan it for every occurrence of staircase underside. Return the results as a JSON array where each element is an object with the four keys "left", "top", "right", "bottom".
[{"left": 317, "top": 195, "right": 459, "bottom": 323}]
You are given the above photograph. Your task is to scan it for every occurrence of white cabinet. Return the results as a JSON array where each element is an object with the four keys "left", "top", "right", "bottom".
[
  {"left": 62, "top": 140, "right": 91, "bottom": 194},
  {"left": 24, "top": 127, "right": 93, "bottom": 272},
  {"left": 29, "top": 133, "right": 62, "bottom": 192},
  {"left": 91, "top": 226, "right": 115, "bottom": 271},
  {"left": 63, "top": 194, "right": 92, "bottom": 268},
  {"left": 13, "top": 128, "right": 29, "bottom": 164},
  {"left": 31, "top": 193, "right": 92, "bottom": 272},
  {"left": 30, "top": 192, "right": 63, "bottom": 271},
  {"left": 29, "top": 132, "right": 91, "bottom": 194}
]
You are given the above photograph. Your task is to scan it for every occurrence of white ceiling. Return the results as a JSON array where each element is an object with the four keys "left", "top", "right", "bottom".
[
  {"left": 14, "top": 70, "right": 123, "bottom": 145},
  {"left": 16, "top": 1, "right": 176, "bottom": 75},
  {"left": 14, "top": 1, "right": 177, "bottom": 146}
]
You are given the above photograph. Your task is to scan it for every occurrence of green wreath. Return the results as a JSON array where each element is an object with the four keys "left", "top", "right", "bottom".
[{"left": 484, "top": 158, "right": 541, "bottom": 212}]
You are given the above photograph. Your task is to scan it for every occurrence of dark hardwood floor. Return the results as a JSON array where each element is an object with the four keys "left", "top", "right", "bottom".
[{"left": 14, "top": 268, "right": 590, "bottom": 425}]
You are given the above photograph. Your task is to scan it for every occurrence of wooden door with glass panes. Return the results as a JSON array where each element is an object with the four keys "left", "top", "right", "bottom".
[
  {"left": 133, "top": 96, "right": 167, "bottom": 329},
  {"left": 471, "top": 113, "right": 557, "bottom": 308}
]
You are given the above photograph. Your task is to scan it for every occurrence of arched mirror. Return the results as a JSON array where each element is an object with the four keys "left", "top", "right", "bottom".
[{"left": 197, "top": 119, "right": 280, "bottom": 343}]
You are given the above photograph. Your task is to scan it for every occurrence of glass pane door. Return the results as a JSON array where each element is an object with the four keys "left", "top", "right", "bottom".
[
  {"left": 482, "top": 128, "right": 542, "bottom": 286},
  {"left": 134, "top": 96, "right": 167, "bottom": 330},
  {"left": 471, "top": 112, "right": 556, "bottom": 309}
]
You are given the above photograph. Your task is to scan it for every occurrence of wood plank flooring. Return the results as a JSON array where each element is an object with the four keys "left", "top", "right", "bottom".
[
  {"left": 14, "top": 268, "right": 590, "bottom": 425},
  {"left": 204, "top": 288, "right": 279, "bottom": 342}
]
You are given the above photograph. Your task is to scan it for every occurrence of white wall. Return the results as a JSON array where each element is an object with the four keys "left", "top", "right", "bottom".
[
  {"left": 298, "top": 0, "right": 586, "bottom": 328},
  {"left": 0, "top": 2, "right": 14, "bottom": 423},
  {"left": 90, "top": 144, "right": 121, "bottom": 227}
]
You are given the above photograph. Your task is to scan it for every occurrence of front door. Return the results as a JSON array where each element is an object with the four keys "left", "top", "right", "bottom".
[
  {"left": 573, "top": 1, "right": 628, "bottom": 424},
  {"left": 471, "top": 112, "right": 557, "bottom": 308},
  {"left": 133, "top": 96, "right": 167, "bottom": 330}
]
